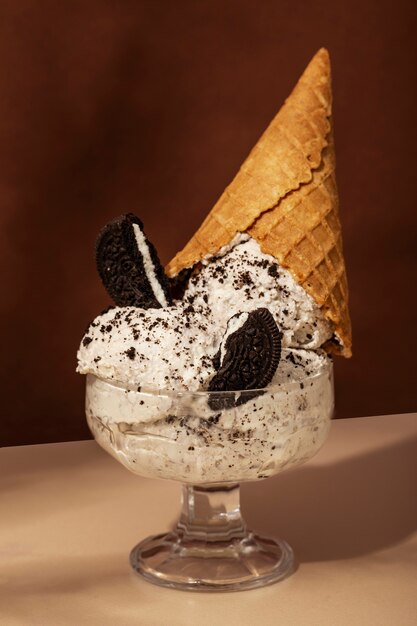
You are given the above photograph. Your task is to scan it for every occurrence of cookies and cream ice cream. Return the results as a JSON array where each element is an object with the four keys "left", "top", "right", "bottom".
[
  {"left": 78, "top": 48, "right": 351, "bottom": 484},
  {"left": 77, "top": 235, "right": 333, "bottom": 390},
  {"left": 85, "top": 349, "right": 333, "bottom": 484},
  {"left": 78, "top": 225, "right": 336, "bottom": 483}
]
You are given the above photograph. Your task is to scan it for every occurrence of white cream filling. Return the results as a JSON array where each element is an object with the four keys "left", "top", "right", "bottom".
[
  {"left": 133, "top": 223, "right": 168, "bottom": 307},
  {"left": 219, "top": 311, "right": 249, "bottom": 363}
]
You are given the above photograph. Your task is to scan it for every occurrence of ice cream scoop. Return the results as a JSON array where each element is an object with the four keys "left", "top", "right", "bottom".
[
  {"left": 181, "top": 235, "right": 334, "bottom": 351},
  {"left": 77, "top": 229, "right": 334, "bottom": 391}
]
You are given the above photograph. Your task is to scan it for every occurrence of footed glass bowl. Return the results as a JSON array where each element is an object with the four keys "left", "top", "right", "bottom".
[{"left": 85, "top": 358, "right": 333, "bottom": 591}]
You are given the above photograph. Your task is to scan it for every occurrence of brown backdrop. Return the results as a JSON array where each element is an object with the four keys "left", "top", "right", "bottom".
[{"left": 1, "top": 1, "right": 416, "bottom": 446}]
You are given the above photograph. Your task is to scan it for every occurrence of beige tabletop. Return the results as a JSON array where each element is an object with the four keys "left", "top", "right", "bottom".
[{"left": 1, "top": 413, "right": 417, "bottom": 626}]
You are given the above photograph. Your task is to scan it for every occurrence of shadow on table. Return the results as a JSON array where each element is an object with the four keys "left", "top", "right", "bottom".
[
  {"left": 242, "top": 435, "right": 417, "bottom": 562},
  {"left": 0, "top": 440, "right": 103, "bottom": 494},
  {"left": 0, "top": 553, "right": 292, "bottom": 626},
  {"left": 0, "top": 554, "right": 151, "bottom": 625}
]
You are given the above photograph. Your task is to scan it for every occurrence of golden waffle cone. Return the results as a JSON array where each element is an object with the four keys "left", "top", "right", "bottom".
[{"left": 166, "top": 48, "right": 352, "bottom": 357}]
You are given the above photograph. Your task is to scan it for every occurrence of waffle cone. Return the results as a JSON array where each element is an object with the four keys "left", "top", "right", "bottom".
[{"left": 166, "top": 49, "right": 352, "bottom": 357}]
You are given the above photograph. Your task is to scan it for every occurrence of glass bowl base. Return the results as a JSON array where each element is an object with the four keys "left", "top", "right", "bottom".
[{"left": 129, "top": 531, "right": 294, "bottom": 592}]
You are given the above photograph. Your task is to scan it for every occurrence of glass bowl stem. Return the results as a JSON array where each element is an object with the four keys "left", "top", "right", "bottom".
[{"left": 130, "top": 482, "right": 294, "bottom": 591}]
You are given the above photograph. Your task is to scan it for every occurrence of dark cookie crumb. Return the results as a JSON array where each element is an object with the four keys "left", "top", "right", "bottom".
[
  {"left": 125, "top": 347, "right": 136, "bottom": 360},
  {"left": 286, "top": 352, "right": 297, "bottom": 365}
]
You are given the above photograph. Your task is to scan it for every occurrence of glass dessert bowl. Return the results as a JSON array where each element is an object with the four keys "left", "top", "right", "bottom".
[{"left": 85, "top": 354, "right": 334, "bottom": 591}]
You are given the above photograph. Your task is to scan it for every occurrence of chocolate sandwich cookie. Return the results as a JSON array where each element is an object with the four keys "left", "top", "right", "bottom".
[
  {"left": 208, "top": 308, "right": 281, "bottom": 410},
  {"left": 96, "top": 214, "right": 172, "bottom": 308}
]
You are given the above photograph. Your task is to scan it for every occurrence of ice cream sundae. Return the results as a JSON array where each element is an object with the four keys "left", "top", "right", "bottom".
[{"left": 77, "top": 47, "right": 351, "bottom": 590}]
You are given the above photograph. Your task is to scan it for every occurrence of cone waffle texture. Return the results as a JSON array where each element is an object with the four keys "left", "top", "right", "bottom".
[{"left": 166, "top": 49, "right": 352, "bottom": 356}]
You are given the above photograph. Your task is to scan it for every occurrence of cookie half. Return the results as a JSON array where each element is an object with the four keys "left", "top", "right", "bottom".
[
  {"left": 208, "top": 308, "right": 281, "bottom": 409},
  {"left": 96, "top": 214, "right": 172, "bottom": 308}
]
